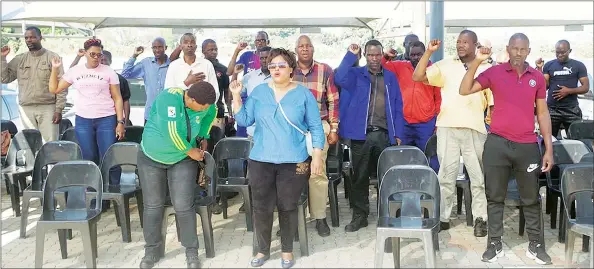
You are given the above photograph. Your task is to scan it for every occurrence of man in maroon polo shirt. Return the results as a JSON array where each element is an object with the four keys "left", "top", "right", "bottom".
[{"left": 459, "top": 33, "right": 554, "bottom": 265}]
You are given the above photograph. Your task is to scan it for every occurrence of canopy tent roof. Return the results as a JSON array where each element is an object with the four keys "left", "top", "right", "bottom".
[{"left": 1, "top": 1, "right": 391, "bottom": 30}]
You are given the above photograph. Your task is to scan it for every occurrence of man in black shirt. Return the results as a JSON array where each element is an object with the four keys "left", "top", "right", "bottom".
[
  {"left": 102, "top": 50, "right": 132, "bottom": 126},
  {"left": 395, "top": 33, "right": 419, "bottom": 61},
  {"left": 536, "top": 40, "right": 589, "bottom": 138},
  {"left": 202, "top": 39, "right": 231, "bottom": 118}
]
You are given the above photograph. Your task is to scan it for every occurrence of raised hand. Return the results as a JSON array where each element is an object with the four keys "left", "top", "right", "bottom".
[
  {"left": 476, "top": 47, "right": 492, "bottom": 62},
  {"left": 229, "top": 80, "right": 243, "bottom": 95},
  {"left": 133, "top": 46, "right": 144, "bottom": 57},
  {"left": 1, "top": 46, "right": 10, "bottom": 57},
  {"left": 535, "top": 58, "right": 544, "bottom": 69},
  {"left": 384, "top": 48, "right": 397, "bottom": 59},
  {"left": 427, "top": 39, "right": 441, "bottom": 52},
  {"left": 234, "top": 64, "right": 245, "bottom": 74},
  {"left": 348, "top": 44, "right": 360, "bottom": 55},
  {"left": 51, "top": 56, "right": 63, "bottom": 68},
  {"left": 76, "top": 49, "right": 85, "bottom": 57},
  {"left": 236, "top": 42, "right": 248, "bottom": 52}
]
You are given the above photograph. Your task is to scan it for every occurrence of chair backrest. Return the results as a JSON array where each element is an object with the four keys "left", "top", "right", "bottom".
[
  {"left": 212, "top": 137, "right": 253, "bottom": 179},
  {"left": 22, "top": 129, "right": 43, "bottom": 154},
  {"left": 60, "top": 127, "right": 79, "bottom": 144},
  {"left": 121, "top": 126, "right": 144, "bottom": 144},
  {"left": 100, "top": 142, "right": 139, "bottom": 186},
  {"left": 579, "top": 139, "right": 593, "bottom": 152},
  {"left": 201, "top": 152, "right": 217, "bottom": 197},
  {"left": 32, "top": 141, "right": 83, "bottom": 190},
  {"left": 378, "top": 165, "right": 440, "bottom": 223},
  {"left": 1, "top": 120, "right": 18, "bottom": 137},
  {"left": 42, "top": 160, "right": 103, "bottom": 211},
  {"left": 567, "top": 120, "right": 594, "bottom": 140},
  {"left": 546, "top": 140, "right": 591, "bottom": 165},
  {"left": 5, "top": 130, "right": 41, "bottom": 169},
  {"left": 59, "top": 118, "right": 73, "bottom": 136},
  {"left": 326, "top": 142, "right": 344, "bottom": 175},
  {"left": 560, "top": 163, "right": 594, "bottom": 223},
  {"left": 424, "top": 134, "right": 437, "bottom": 159},
  {"left": 377, "top": 146, "right": 428, "bottom": 183},
  {"left": 206, "top": 126, "right": 225, "bottom": 153}
]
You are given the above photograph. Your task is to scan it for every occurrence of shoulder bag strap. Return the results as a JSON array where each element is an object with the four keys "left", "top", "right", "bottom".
[{"left": 278, "top": 102, "right": 306, "bottom": 136}]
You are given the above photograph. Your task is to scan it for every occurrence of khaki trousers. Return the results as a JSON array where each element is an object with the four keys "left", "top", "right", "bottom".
[
  {"left": 436, "top": 127, "right": 488, "bottom": 222},
  {"left": 19, "top": 104, "right": 59, "bottom": 143},
  {"left": 308, "top": 121, "right": 330, "bottom": 219}
]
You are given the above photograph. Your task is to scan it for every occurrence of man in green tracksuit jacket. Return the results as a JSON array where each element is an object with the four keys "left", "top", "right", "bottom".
[{"left": 137, "top": 81, "right": 217, "bottom": 269}]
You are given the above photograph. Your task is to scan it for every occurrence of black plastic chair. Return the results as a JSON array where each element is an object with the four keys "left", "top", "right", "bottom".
[
  {"left": 2, "top": 129, "right": 43, "bottom": 216},
  {"left": 34, "top": 160, "right": 103, "bottom": 268},
  {"left": 374, "top": 165, "right": 440, "bottom": 268},
  {"left": 99, "top": 142, "right": 144, "bottom": 243},
  {"left": 580, "top": 153, "right": 594, "bottom": 164},
  {"left": 162, "top": 152, "right": 217, "bottom": 258},
  {"left": 541, "top": 140, "right": 590, "bottom": 242},
  {"left": 59, "top": 119, "right": 73, "bottom": 137},
  {"left": 252, "top": 187, "right": 310, "bottom": 257},
  {"left": 60, "top": 127, "right": 79, "bottom": 144},
  {"left": 561, "top": 163, "right": 593, "bottom": 268},
  {"left": 120, "top": 126, "right": 144, "bottom": 144},
  {"left": 341, "top": 141, "right": 353, "bottom": 202},
  {"left": 424, "top": 134, "right": 474, "bottom": 227},
  {"left": 567, "top": 120, "right": 594, "bottom": 140},
  {"left": 21, "top": 141, "right": 83, "bottom": 238},
  {"left": 213, "top": 137, "right": 254, "bottom": 231},
  {"left": 326, "top": 141, "right": 346, "bottom": 227}
]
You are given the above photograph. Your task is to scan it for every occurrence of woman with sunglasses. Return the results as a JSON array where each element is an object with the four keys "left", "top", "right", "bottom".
[
  {"left": 49, "top": 38, "right": 126, "bottom": 186},
  {"left": 230, "top": 48, "right": 325, "bottom": 268}
]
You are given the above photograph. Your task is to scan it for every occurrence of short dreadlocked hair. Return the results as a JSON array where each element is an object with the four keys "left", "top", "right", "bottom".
[
  {"left": 84, "top": 38, "right": 103, "bottom": 50},
  {"left": 187, "top": 81, "right": 216, "bottom": 105}
]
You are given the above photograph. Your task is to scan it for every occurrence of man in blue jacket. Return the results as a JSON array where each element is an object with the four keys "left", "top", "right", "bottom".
[{"left": 335, "top": 40, "right": 405, "bottom": 232}]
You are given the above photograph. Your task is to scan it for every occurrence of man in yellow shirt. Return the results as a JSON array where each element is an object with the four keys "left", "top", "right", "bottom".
[{"left": 412, "top": 30, "right": 491, "bottom": 237}]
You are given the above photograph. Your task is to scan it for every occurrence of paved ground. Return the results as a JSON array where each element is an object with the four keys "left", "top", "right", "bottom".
[{"left": 1, "top": 183, "right": 591, "bottom": 268}]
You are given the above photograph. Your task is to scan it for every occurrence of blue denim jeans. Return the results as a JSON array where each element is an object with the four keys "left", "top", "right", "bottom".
[{"left": 75, "top": 114, "right": 121, "bottom": 185}]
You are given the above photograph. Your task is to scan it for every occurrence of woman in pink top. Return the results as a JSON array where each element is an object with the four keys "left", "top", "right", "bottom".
[{"left": 49, "top": 38, "right": 126, "bottom": 186}]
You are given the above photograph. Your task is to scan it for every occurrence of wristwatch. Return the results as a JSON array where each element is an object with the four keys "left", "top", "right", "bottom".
[{"left": 117, "top": 119, "right": 126, "bottom": 125}]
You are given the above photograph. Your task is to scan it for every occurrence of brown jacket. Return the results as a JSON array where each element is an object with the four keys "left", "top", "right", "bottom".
[{"left": 1, "top": 48, "right": 67, "bottom": 113}]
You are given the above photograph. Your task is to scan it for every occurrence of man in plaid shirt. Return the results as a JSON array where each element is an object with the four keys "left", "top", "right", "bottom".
[{"left": 293, "top": 35, "right": 340, "bottom": 237}]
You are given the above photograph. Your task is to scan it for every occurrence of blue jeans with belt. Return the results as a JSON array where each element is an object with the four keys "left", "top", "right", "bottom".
[{"left": 75, "top": 114, "right": 121, "bottom": 185}]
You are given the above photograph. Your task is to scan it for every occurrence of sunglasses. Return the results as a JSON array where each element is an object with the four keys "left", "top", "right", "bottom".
[
  {"left": 267, "top": 62, "right": 289, "bottom": 70},
  {"left": 89, "top": 52, "right": 103, "bottom": 59}
]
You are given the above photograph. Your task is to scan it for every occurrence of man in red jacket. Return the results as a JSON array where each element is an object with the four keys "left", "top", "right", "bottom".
[{"left": 382, "top": 41, "right": 441, "bottom": 153}]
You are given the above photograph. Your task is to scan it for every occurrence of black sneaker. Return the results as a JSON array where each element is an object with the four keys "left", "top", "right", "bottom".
[
  {"left": 315, "top": 218, "right": 331, "bottom": 237},
  {"left": 139, "top": 255, "right": 160, "bottom": 269},
  {"left": 481, "top": 239, "right": 503, "bottom": 263},
  {"left": 526, "top": 240, "right": 552, "bottom": 265},
  {"left": 474, "top": 217, "right": 487, "bottom": 237},
  {"left": 439, "top": 221, "right": 450, "bottom": 232}
]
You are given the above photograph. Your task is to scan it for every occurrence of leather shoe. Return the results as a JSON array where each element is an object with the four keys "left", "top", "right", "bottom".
[
  {"left": 187, "top": 255, "right": 200, "bottom": 268},
  {"left": 345, "top": 216, "right": 368, "bottom": 232},
  {"left": 316, "top": 218, "right": 331, "bottom": 237},
  {"left": 139, "top": 255, "right": 160, "bottom": 269}
]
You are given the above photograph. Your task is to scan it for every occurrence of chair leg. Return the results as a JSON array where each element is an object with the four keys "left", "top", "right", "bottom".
[
  {"left": 198, "top": 207, "right": 215, "bottom": 258},
  {"left": 589, "top": 236, "right": 593, "bottom": 269},
  {"left": 423, "top": 232, "right": 436, "bottom": 268},
  {"left": 582, "top": 235, "right": 590, "bottom": 253},
  {"left": 565, "top": 230, "right": 576, "bottom": 268},
  {"left": 90, "top": 223, "right": 98, "bottom": 259},
  {"left": 519, "top": 207, "right": 525, "bottom": 237},
  {"left": 80, "top": 223, "right": 97, "bottom": 268},
  {"left": 7, "top": 175, "right": 21, "bottom": 217},
  {"left": 58, "top": 229, "right": 68, "bottom": 259},
  {"left": 136, "top": 191, "right": 144, "bottom": 228},
  {"left": 115, "top": 198, "right": 132, "bottom": 243},
  {"left": 342, "top": 170, "right": 351, "bottom": 200},
  {"left": 558, "top": 200, "right": 565, "bottom": 243},
  {"left": 220, "top": 192, "right": 228, "bottom": 219},
  {"left": 35, "top": 226, "right": 46, "bottom": 268},
  {"left": 374, "top": 234, "right": 386, "bottom": 268},
  {"left": 433, "top": 230, "right": 440, "bottom": 251},
  {"left": 297, "top": 202, "right": 309, "bottom": 257},
  {"left": 391, "top": 237, "right": 400, "bottom": 268},
  {"left": 550, "top": 195, "right": 558, "bottom": 229},
  {"left": 545, "top": 187, "right": 552, "bottom": 214},
  {"left": 20, "top": 193, "right": 32, "bottom": 238},
  {"left": 328, "top": 180, "right": 339, "bottom": 227},
  {"left": 114, "top": 200, "right": 122, "bottom": 227},
  {"left": 456, "top": 187, "right": 463, "bottom": 215},
  {"left": 463, "top": 185, "right": 473, "bottom": 227},
  {"left": 240, "top": 187, "right": 253, "bottom": 232}
]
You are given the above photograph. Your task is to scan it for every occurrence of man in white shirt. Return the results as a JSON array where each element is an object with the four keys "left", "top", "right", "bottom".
[
  {"left": 165, "top": 33, "right": 219, "bottom": 102},
  {"left": 240, "top": 46, "right": 272, "bottom": 137}
]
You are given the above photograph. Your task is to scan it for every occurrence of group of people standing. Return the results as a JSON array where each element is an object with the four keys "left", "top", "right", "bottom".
[{"left": 1, "top": 26, "right": 589, "bottom": 268}]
